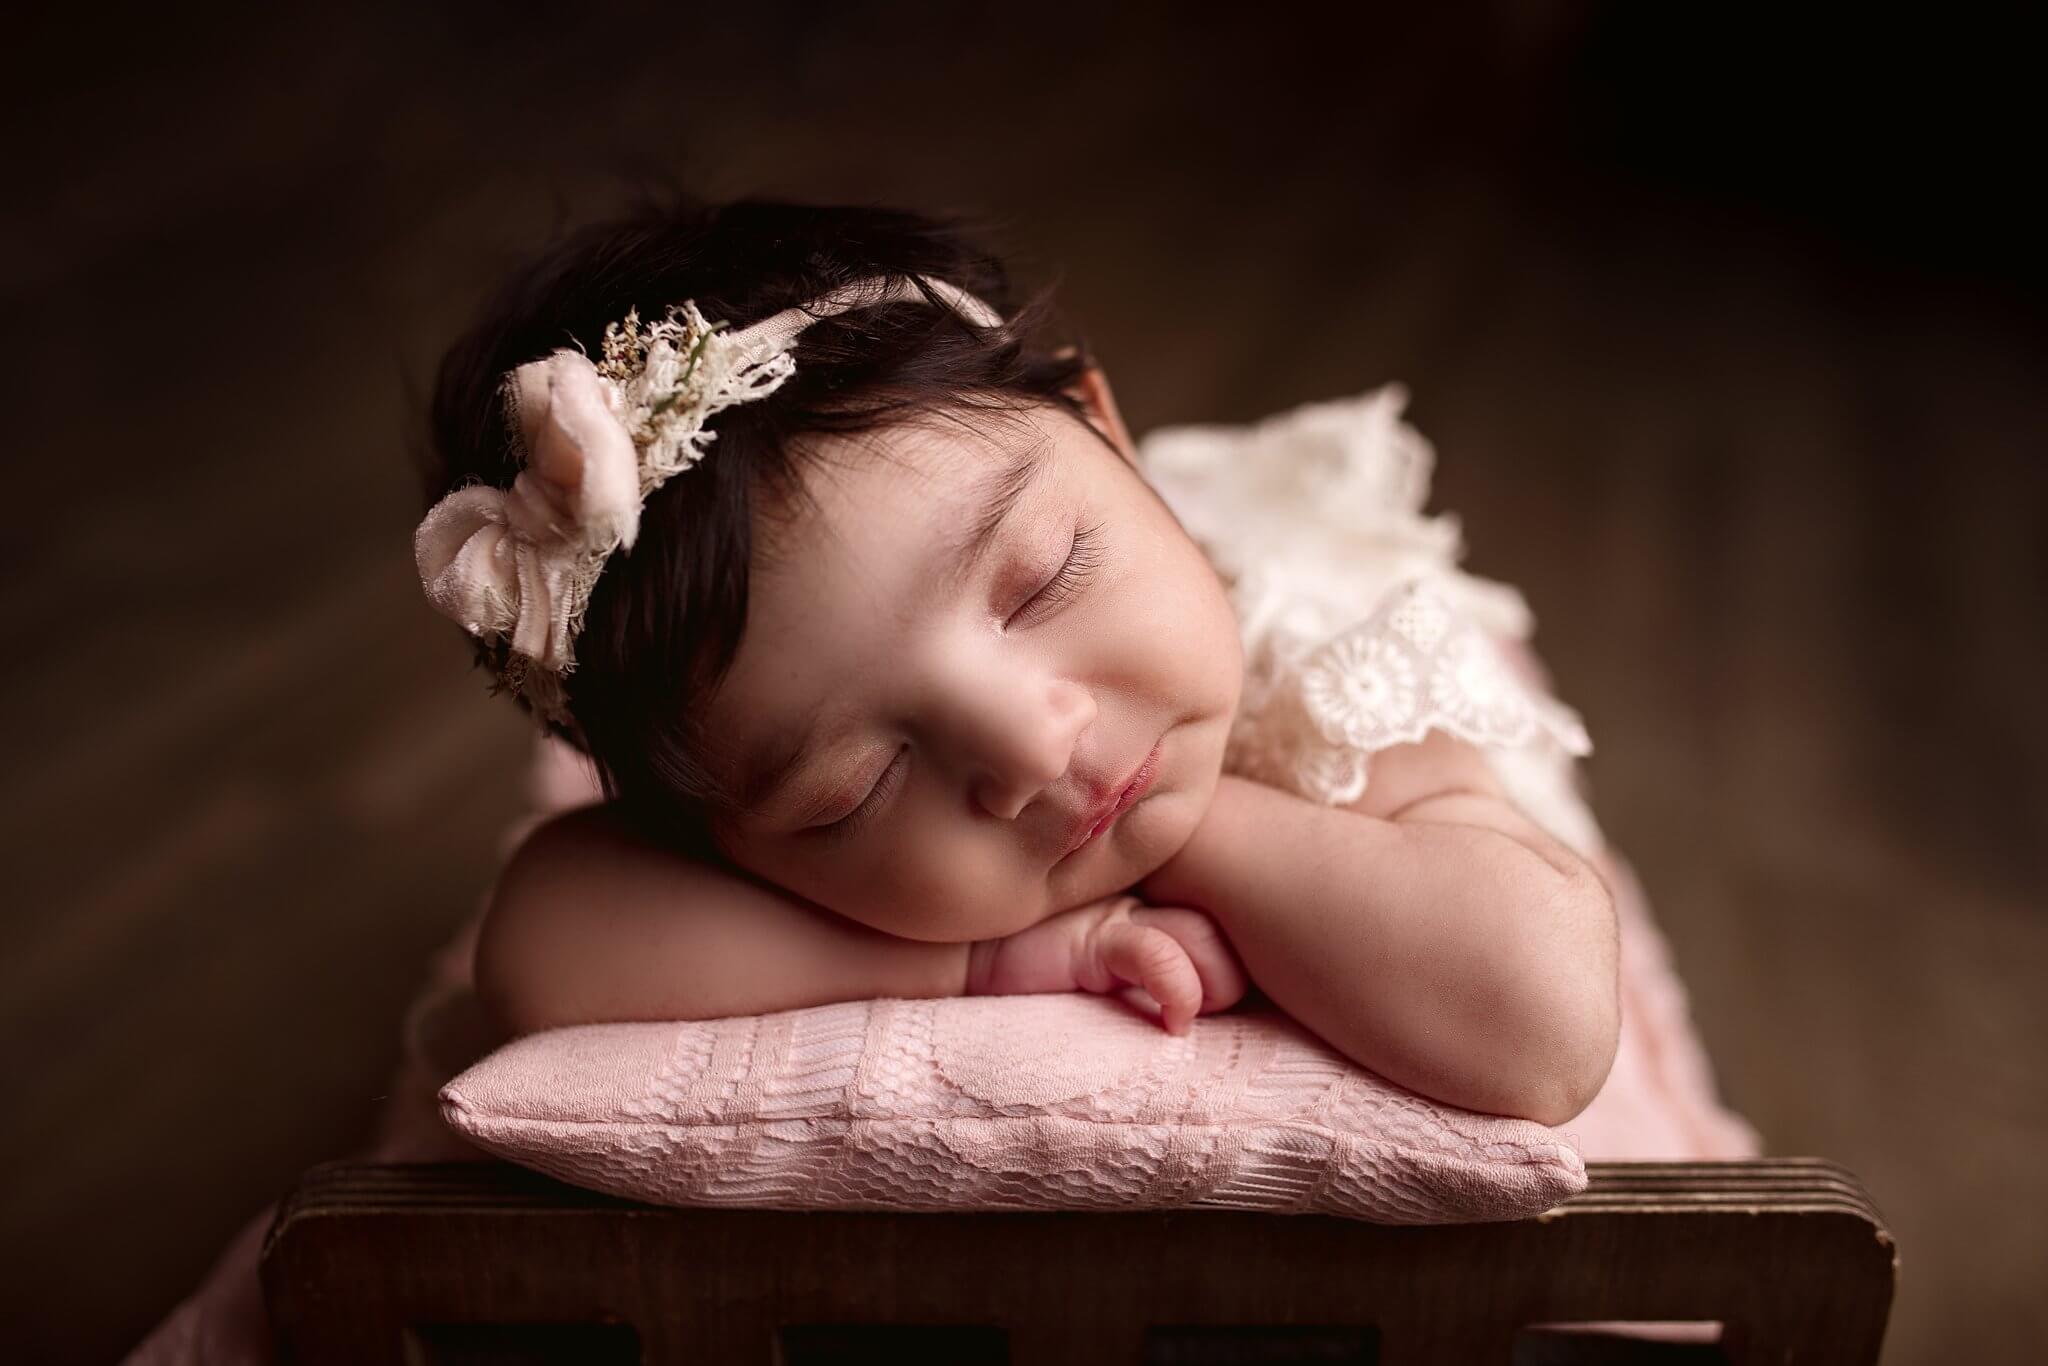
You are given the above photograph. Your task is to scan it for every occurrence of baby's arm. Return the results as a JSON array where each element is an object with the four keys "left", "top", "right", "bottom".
[
  {"left": 1142, "top": 730, "right": 1620, "bottom": 1126},
  {"left": 474, "top": 802, "right": 1244, "bottom": 1037}
]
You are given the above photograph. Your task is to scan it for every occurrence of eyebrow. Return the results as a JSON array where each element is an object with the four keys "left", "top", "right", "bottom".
[
  {"left": 735, "top": 443, "right": 1050, "bottom": 820},
  {"left": 941, "top": 441, "right": 1049, "bottom": 592}
]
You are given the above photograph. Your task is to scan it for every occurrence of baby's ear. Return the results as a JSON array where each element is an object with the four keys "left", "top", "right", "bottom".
[{"left": 1059, "top": 355, "right": 1138, "bottom": 463}]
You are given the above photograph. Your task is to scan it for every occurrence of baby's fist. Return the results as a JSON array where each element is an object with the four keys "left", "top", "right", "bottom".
[
  {"left": 967, "top": 895, "right": 1247, "bottom": 1035},
  {"left": 1084, "top": 897, "right": 1249, "bottom": 1034}
]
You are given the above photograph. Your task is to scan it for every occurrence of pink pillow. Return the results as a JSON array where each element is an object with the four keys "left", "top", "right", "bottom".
[{"left": 439, "top": 993, "right": 1585, "bottom": 1224}]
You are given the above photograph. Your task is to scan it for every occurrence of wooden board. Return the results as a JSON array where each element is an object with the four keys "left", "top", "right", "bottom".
[{"left": 261, "top": 1159, "right": 1895, "bottom": 1364}]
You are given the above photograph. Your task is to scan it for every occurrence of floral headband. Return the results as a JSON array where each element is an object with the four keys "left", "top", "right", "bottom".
[{"left": 413, "top": 275, "right": 1006, "bottom": 728}]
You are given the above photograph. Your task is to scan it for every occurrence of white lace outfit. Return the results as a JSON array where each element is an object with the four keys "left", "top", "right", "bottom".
[{"left": 1134, "top": 385, "right": 1603, "bottom": 858}]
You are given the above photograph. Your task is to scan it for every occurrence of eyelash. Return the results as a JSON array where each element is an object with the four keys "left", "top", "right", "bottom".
[
  {"left": 1008, "top": 519, "right": 1105, "bottom": 628},
  {"left": 816, "top": 746, "right": 907, "bottom": 843},
  {"left": 811, "top": 521, "right": 1106, "bottom": 843}
]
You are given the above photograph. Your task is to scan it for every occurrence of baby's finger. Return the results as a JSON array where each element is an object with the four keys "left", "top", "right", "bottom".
[
  {"left": 1098, "top": 923, "right": 1203, "bottom": 1035},
  {"left": 1128, "top": 906, "right": 1249, "bottom": 1014}
]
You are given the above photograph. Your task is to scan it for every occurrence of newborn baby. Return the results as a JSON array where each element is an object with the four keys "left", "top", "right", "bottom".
[{"left": 418, "top": 199, "right": 1620, "bottom": 1128}]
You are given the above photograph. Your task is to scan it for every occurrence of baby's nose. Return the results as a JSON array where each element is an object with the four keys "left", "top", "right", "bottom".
[{"left": 967, "top": 677, "right": 1096, "bottom": 821}]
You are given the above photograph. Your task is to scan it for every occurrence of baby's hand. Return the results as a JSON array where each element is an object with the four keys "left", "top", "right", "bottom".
[{"left": 965, "top": 895, "right": 1248, "bottom": 1034}]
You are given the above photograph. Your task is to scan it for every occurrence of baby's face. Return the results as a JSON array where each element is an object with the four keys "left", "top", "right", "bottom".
[{"left": 699, "top": 394, "right": 1244, "bottom": 943}]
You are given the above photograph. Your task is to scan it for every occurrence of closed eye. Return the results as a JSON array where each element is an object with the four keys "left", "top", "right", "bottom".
[
  {"left": 1008, "top": 519, "right": 1104, "bottom": 628},
  {"left": 811, "top": 746, "right": 907, "bottom": 843}
]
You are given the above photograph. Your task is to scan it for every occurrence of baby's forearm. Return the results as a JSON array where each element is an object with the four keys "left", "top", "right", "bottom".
[
  {"left": 479, "top": 804, "right": 1239, "bottom": 1037},
  {"left": 476, "top": 805, "right": 973, "bottom": 1034},
  {"left": 1141, "top": 775, "right": 1619, "bottom": 1125}
]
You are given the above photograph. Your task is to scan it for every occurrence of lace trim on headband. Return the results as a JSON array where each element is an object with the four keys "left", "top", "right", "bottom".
[{"left": 595, "top": 301, "right": 800, "bottom": 499}]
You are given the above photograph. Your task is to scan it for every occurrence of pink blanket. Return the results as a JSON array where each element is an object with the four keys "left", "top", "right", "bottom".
[{"left": 123, "top": 741, "right": 1759, "bottom": 1364}]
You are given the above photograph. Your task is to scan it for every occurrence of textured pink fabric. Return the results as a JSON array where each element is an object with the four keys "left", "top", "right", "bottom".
[{"left": 441, "top": 994, "right": 1590, "bottom": 1224}]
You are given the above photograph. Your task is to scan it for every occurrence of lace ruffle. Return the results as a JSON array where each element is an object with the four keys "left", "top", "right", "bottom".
[
  {"left": 1229, "top": 577, "right": 1591, "bottom": 809},
  {"left": 1134, "top": 386, "right": 1604, "bottom": 855},
  {"left": 1302, "top": 579, "right": 1590, "bottom": 761}
]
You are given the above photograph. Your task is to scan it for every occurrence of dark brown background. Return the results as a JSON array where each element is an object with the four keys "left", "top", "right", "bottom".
[{"left": 3, "top": 5, "right": 2042, "bottom": 1363}]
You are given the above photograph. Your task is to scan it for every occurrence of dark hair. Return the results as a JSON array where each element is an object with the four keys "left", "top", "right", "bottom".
[{"left": 420, "top": 193, "right": 1100, "bottom": 837}]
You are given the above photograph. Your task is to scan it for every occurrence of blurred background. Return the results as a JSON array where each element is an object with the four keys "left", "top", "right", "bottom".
[{"left": 3, "top": 3, "right": 2042, "bottom": 1362}]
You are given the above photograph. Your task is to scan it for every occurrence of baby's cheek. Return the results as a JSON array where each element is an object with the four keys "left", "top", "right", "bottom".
[
  {"left": 828, "top": 842, "right": 1046, "bottom": 945},
  {"left": 726, "top": 824, "right": 1052, "bottom": 945},
  {"left": 917, "top": 861, "right": 1051, "bottom": 944}
]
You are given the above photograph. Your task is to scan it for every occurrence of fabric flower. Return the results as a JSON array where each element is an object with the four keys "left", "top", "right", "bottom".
[{"left": 413, "top": 351, "right": 640, "bottom": 671}]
